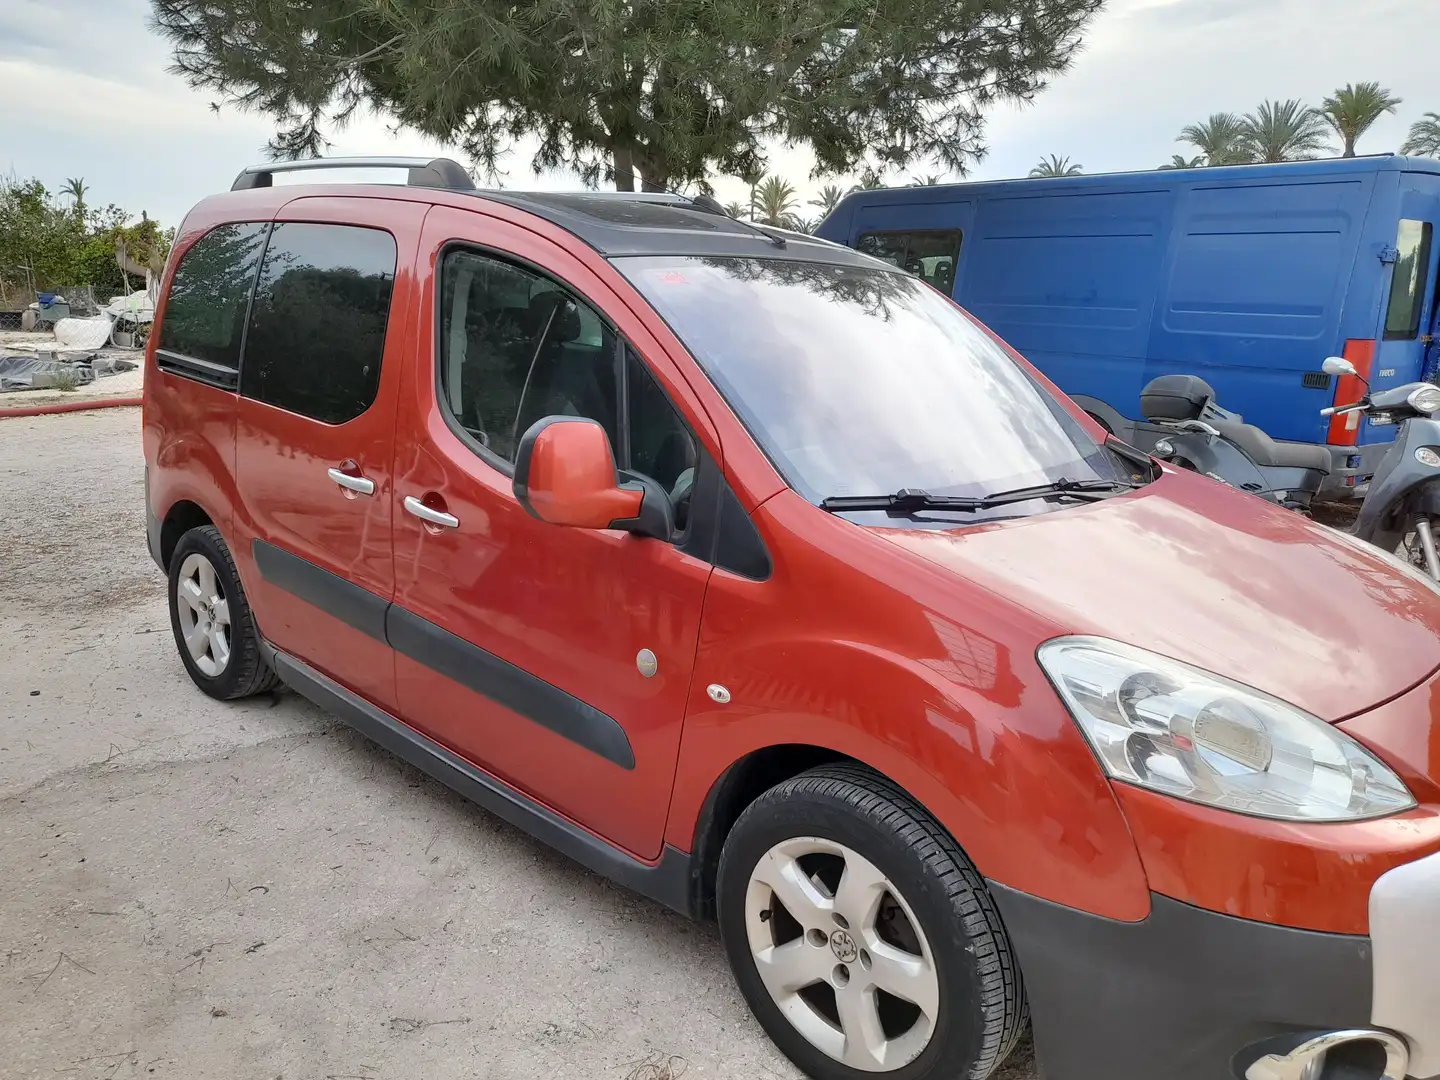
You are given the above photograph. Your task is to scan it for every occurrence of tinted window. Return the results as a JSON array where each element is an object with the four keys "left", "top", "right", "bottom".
[
  {"left": 157, "top": 222, "right": 268, "bottom": 372},
  {"left": 626, "top": 348, "right": 698, "bottom": 515},
  {"left": 241, "top": 223, "right": 397, "bottom": 424},
  {"left": 620, "top": 255, "right": 1128, "bottom": 511},
  {"left": 858, "top": 230, "right": 962, "bottom": 294},
  {"left": 1385, "top": 220, "right": 1434, "bottom": 340},
  {"left": 439, "top": 249, "right": 619, "bottom": 462}
]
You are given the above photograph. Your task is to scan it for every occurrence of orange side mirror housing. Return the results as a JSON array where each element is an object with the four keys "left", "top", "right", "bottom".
[{"left": 513, "top": 417, "right": 672, "bottom": 540}]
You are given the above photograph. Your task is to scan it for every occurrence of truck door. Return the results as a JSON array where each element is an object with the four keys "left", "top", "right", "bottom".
[{"left": 1373, "top": 189, "right": 1440, "bottom": 395}]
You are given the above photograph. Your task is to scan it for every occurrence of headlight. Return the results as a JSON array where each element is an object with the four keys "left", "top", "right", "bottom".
[
  {"left": 1038, "top": 637, "right": 1415, "bottom": 821},
  {"left": 1408, "top": 385, "right": 1440, "bottom": 414}
]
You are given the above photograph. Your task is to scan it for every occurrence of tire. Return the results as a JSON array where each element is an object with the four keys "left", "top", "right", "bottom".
[
  {"left": 717, "top": 764, "right": 1026, "bottom": 1080},
  {"left": 167, "top": 525, "right": 278, "bottom": 700}
]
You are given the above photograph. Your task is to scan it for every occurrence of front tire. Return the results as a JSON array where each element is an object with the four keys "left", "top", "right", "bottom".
[
  {"left": 167, "top": 525, "right": 278, "bottom": 700},
  {"left": 717, "top": 765, "right": 1025, "bottom": 1080}
]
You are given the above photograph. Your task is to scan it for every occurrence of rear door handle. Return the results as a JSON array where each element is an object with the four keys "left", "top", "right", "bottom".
[
  {"left": 327, "top": 467, "right": 375, "bottom": 496},
  {"left": 404, "top": 495, "right": 459, "bottom": 529}
]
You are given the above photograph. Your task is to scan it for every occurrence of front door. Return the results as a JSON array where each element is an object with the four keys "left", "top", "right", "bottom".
[
  {"left": 1373, "top": 188, "right": 1440, "bottom": 394},
  {"left": 232, "top": 198, "right": 424, "bottom": 711},
  {"left": 389, "top": 207, "right": 716, "bottom": 860}
]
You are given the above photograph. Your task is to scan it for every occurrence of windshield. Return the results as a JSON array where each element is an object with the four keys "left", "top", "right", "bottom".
[{"left": 618, "top": 255, "right": 1126, "bottom": 506}]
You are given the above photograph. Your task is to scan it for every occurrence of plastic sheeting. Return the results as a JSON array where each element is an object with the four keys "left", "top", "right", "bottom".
[
  {"left": 53, "top": 316, "right": 113, "bottom": 350},
  {"left": 0, "top": 354, "right": 137, "bottom": 391}
]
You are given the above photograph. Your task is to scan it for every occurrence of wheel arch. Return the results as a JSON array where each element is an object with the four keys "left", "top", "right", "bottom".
[
  {"left": 159, "top": 498, "right": 216, "bottom": 571},
  {"left": 680, "top": 743, "right": 935, "bottom": 921}
]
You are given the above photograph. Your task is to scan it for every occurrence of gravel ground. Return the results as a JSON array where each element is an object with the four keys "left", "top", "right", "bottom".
[{"left": 0, "top": 408, "right": 1038, "bottom": 1080}]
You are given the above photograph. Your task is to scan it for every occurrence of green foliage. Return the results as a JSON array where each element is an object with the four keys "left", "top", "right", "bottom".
[
  {"left": 1402, "top": 113, "right": 1440, "bottom": 158},
  {"left": 151, "top": 0, "right": 1104, "bottom": 192},
  {"left": 1177, "top": 113, "right": 1252, "bottom": 166},
  {"left": 1321, "top": 82, "right": 1402, "bottom": 158},
  {"left": 0, "top": 177, "right": 170, "bottom": 301},
  {"left": 1240, "top": 100, "right": 1329, "bottom": 163},
  {"left": 1029, "top": 154, "right": 1082, "bottom": 178},
  {"left": 810, "top": 183, "right": 847, "bottom": 217},
  {"left": 754, "top": 175, "right": 799, "bottom": 226},
  {"left": 1159, "top": 154, "right": 1205, "bottom": 170}
]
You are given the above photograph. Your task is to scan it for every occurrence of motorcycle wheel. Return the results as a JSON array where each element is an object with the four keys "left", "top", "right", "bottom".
[{"left": 1395, "top": 516, "right": 1440, "bottom": 579}]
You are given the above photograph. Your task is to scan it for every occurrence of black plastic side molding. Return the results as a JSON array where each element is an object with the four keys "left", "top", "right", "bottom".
[{"left": 269, "top": 648, "right": 692, "bottom": 915}]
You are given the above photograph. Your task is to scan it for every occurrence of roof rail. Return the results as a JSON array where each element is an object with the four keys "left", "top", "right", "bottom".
[{"left": 230, "top": 156, "right": 475, "bottom": 192}]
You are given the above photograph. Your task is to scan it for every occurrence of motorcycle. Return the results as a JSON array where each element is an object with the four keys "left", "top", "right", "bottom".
[
  {"left": 1320, "top": 355, "right": 1440, "bottom": 580},
  {"left": 1138, "top": 374, "right": 1332, "bottom": 514}
]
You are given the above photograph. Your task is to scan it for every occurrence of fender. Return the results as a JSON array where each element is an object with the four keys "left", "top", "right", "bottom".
[
  {"left": 1354, "top": 415, "right": 1440, "bottom": 552},
  {"left": 665, "top": 491, "right": 1154, "bottom": 923}
]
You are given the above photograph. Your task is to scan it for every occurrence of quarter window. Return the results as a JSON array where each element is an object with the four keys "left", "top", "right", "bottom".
[
  {"left": 1385, "top": 220, "right": 1434, "bottom": 341},
  {"left": 857, "top": 230, "right": 963, "bottom": 294},
  {"left": 156, "top": 222, "right": 269, "bottom": 385},
  {"left": 438, "top": 248, "right": 697, "bottom": 527},
  {"left": 240, "top": 223, "right": 397, "bottom": 424}
]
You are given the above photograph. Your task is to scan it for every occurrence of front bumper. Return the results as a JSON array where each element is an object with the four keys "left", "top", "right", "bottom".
[{"left": 992, "top": 868, "right": 1439, "bottom": 1080}]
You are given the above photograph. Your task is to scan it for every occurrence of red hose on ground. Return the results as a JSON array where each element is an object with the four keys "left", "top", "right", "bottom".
[{"left": 0, "top": 396, "right": 142, "bottom": 419}]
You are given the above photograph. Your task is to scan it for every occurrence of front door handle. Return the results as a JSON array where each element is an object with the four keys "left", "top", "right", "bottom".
[
  {"left": 327, "top": 467, "right": 375, "bottom": 496},
  {"left": 404, "top": 495, "right": 459, "bottom": 529}
]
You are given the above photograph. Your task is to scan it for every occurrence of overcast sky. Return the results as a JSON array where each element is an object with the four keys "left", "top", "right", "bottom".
[{"left": 2, "top": 0, "right": 1436, "bottom": 227}]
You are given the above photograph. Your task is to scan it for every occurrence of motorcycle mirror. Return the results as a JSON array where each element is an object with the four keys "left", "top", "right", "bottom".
[{"left": 1322, "top": 356, "right": 1357, "bottom": 377}]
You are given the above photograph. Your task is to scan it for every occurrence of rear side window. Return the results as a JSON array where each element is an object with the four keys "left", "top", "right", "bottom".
[
  {"left": 857, "top": 230, "right": 963, "bottom": 293},
  {"left": 1385, "top": 219, "right": 1434, "bottom": 340},
  {"left": 157, "top": 222, "right": 269, "bottom": 386},
  {"left": 240, "top": 223, "right": 397, "bottom": 424}
]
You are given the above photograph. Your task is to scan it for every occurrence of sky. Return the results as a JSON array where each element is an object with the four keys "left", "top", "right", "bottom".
[{"left": 2, "top": 0, "right": 1437, "bottom": 228}]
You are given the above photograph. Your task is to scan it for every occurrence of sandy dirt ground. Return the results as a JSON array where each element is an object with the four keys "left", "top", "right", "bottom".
[{"left": 0, "top": 407, "right": 1039, "bottom": 1080}]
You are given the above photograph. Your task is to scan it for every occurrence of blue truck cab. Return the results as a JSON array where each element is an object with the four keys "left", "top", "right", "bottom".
[{"left": 816, "top": 156, "right": 1440, "bottom": 498}]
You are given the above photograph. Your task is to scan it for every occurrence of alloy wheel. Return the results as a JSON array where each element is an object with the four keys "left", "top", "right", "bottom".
[
  {"left": 175, "top": 552, "right": 232, "bottom": 677},
  {"left": 744, "top": 836, "right": 939, "bottom": 1072}
]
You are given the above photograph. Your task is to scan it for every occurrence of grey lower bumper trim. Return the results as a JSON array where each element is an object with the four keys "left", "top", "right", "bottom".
[{"left": 989, "top": 884, "right": 1373, "bottom": 1080}]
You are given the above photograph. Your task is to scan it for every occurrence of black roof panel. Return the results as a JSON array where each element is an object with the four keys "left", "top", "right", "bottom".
[{"left": 474, "top": 190, "right": 882, "bottom": 267}]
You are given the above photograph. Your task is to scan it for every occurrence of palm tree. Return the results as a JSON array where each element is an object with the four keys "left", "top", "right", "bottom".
[
  {"left": 722, "top": 200, "right": 748, "bottom": 220},
  {"left": 1177, "top": 113, "right": 1251, "bottom": 165},
  {"left": 1402, "top": 113, "right": 1440, "bottom": 158},
  {"left": 1029, "top": 155, "right": 1082, "bottom": 178},
  {"left": 848, "top": 176, "right": 886, "bottom": 193},
  {"left": 909, "top": 174, "right": 944, "bottom": 186},
  {"left": 809, "top": 183, "right": 847, "bottom": 218},
  {"left": 754, "top": 176, "right": 799, "bottom": 226},
  {"left": 737, "top": 164, "right": 766, "bottom": 220},
  {"left": 1321, "top": 82, "right": 1402, "bottom": 157},
  {"left": 1241, "top": 100, "right": 1330, "bottom": 163},
  {"left": 1160, "top": 154, "right": 1206, "bottom": 170},
  {"left": 61, "top": 177, "right": 88, "bottom": 216}
]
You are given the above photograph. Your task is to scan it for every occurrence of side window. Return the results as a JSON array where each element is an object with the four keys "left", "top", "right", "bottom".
[
  {"left": 240, "top": 223, "right": 397, "bottom": 424},
  {"left": 857, "top": 229, "right": 962, "bottom": 294},
  {"left": 439, "top": 248, "right": 619, "bottom": 463},
  {"left": 156, "top": 222, "right": 269, "bottom": 386},
  {"left": 626, "top": 348, "right": 699, "bottom": 527},
  {"left": 437, "top": 249, "right": 700, "bottom": 531},
  {"left": 1385, "top": 219, "right": 1434, "bottom": 341}
]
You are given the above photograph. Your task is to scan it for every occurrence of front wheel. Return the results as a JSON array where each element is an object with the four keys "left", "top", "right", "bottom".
[
  {"left": 1395, "top": 516, "right": 1440, "bottom": 580},
  {"left": 717, "top": 765, "right": 1026, "bottom": 1080}
]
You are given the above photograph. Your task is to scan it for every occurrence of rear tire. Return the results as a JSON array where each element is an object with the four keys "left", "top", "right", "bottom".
[
  {"left": 167, "top": 525, "right": 278, "bottom": 700},
  {"left": 717, "top": 764, "right": 1026, "bottom": 1080}
]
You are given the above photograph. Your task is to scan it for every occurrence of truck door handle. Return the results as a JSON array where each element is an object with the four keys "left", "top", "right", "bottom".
[
  {"left": 327, "top": 467, "right": 375, "bottom": 496},
  {"left": 404, "top": 495, "right": 459, "bottom": 529}
]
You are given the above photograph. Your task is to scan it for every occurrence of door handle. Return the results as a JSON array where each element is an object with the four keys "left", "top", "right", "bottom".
[
  {"left": 404, "top": 495, "right": 459, "bottom": 529},
  {"left": 327, "top": 467, "right": 375, "bottom": 496}
]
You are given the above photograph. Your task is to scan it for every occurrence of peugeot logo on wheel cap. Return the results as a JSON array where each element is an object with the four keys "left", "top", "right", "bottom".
[{"left": 829, "top": 929, "right": 858, "bottom": 964}]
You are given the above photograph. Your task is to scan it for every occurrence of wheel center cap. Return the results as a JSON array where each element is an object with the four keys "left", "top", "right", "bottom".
[{"left": 829, "top": 929, "right": 858, "bottom": 964}]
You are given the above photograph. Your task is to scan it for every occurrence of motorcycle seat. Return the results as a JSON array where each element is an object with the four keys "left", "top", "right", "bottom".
[{"left": 1209, "top": 420, "right": 1332, "bottom": 473}]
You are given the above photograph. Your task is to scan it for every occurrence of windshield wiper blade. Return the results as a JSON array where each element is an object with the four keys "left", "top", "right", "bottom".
[{"left": 820, "top": 478, "right": 1136, "bottom": 515}]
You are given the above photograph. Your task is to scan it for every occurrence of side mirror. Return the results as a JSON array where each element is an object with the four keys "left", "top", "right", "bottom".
[
  {"left": 1322, "top": 356, "right": 1357, "bottom": 378},
  {"left": 513, "top": 417, "right": 673, "bottom": 540}
]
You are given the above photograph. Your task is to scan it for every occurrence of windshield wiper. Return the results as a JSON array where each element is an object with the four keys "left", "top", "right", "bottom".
[{"left": 820, "top": 478, "right": 1136, "bottom": 515}]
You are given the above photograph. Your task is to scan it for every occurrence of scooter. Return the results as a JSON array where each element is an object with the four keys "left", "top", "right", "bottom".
[
  {"left": 1138, "top": 374, "right": 1332, "bottom": 513},
  {"left": 1320, "top": 355, "right": 1440, "bottom": 580}
]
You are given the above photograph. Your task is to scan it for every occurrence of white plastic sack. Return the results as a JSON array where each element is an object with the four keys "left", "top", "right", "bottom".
[{"left": 53, "top": 316, "right": 113, "bottom": 350}]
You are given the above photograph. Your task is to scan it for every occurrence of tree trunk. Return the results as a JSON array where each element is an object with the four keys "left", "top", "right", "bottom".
[
  {"left": 1343, "top": 135, "right": 1356, "bottom": 158},
  {"left": 639, "top": 166, "right": 667, "bottom": 192},
  {"left": 613, "top": 145, "right": 635, "bottom": 191}
]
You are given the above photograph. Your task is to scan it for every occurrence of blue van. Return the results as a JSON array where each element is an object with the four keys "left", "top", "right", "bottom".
[{"left": 816, "top": 156, "right": 1440, "bottom": 497}]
